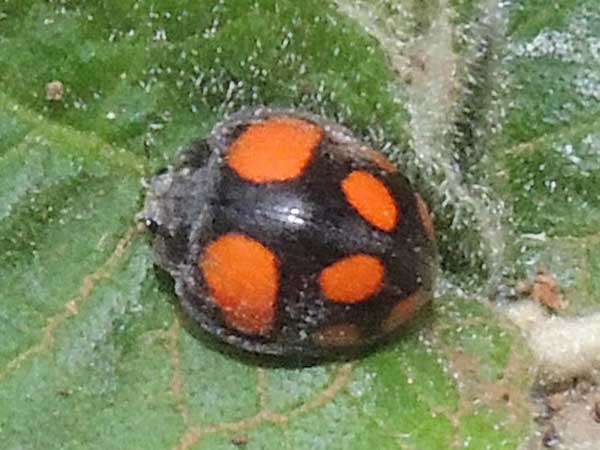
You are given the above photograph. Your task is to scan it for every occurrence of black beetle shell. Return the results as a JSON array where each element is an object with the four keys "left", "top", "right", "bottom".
[{"left": 140, "top": 107, "right": 436, "bottom": 358}]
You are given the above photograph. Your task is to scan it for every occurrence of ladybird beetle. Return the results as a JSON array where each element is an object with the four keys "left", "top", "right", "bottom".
[{"left": 141, "top": 107, "right": 436, "bottom": 357}]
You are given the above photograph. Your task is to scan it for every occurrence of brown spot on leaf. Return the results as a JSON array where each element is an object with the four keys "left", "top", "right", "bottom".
[
  {"left": 546, "top": 392, "right": 567, "bottom": 415},
  {"left": 517, "top": 266, "right": 568, "bottom": 311},
  {"left": 46, "top": 80, "right": 65, "bottom": 101},
  {"left": 231, "top": 435, "right": 249, "bottom": 447},
  {"left": 542, "top": 423, "right": 560, "bottom": 447}
]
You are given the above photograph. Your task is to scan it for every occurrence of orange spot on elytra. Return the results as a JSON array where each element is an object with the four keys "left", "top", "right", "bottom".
[
  {"left": 342, "top": 171, "right": 399, "bottom": 232},
  {"left": 313, "top": 323, "right": 362, "bottom": 347},
  {"left": 415, "top": 193, "right": 434, "bottom": 240},
  {"left": 382, "top": 290, "right": 428, "bottom": 333},
  {"left": 320, "top": 254, "right": 384, "bottom": 303},
  {"left": 364, "top": 147, "right": 397, "bottom": 173},
  {"left": 200, "top": 233, "right": 278, "bottom": 335},
  {"left": 227, "top": 117, "right": 323, "bottom": 183}
]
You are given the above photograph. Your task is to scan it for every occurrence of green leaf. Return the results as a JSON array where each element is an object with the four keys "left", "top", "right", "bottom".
[
  {"left": 2, "top": 0, "right": 597, "bottom": 449},
  {"left": 484, "top": 0, "right": 600, "bottom": 312}
]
